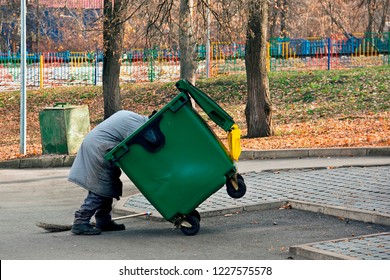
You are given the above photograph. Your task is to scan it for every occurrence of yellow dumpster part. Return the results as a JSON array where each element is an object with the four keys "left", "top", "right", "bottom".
[{"left": 228, "top": 124, "right": 242, "bottom": 161}]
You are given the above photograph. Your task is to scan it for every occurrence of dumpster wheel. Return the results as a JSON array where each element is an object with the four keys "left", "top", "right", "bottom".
[
  {"left": 179, "top": 215, "right": 200, "bottom": 236},
  {"left": 189, "top": 209, "right": 201, "bottom": 222},
  {"left": 226, "top": 173, "right": 246, "bottom": 199}
]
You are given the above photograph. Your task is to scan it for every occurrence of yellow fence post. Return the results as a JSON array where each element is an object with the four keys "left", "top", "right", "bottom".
[
  {"left": 266, "top": 42, "right": 270, "bottom": 72},
  {"left": 40, "top": 55, "right": 44, "bottom": 88},
  {"left": 211, "top": 42, "right": 216, "bottom": 77}
]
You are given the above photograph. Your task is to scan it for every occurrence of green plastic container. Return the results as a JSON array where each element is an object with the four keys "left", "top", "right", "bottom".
[
  {"left": 39, "top": 103, "right": 90, "bottom": 155},
  {"left": 105, "top": 80, "right": 237, "bottom": 222}
]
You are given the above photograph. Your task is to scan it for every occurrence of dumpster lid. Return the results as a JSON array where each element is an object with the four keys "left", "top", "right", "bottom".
[
  {"left": 175, "top": 79, "right": 235, "bottom": 131},
  {"left": 42, "top": 102, "right": 85, "bottom": 110},
  {"left": 54, "top": 102, "right": 71, "bottom": 108}
]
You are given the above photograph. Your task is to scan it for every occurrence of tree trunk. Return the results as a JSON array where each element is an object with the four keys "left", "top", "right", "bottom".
[
  {"left": 378, "top": 0, "right": 390, "bottom": 33},
  {"left": 365, "top": 0, "right": 376, "bottom": 36},
  {"left": 245, "top": 0, "right": 272, "bottom": 138},
  {"left": 280, "top": 0, "right": 289, "bottom": 37},
  {"left": 102, "top": 0, "right": 125, "bottom": 119},
  {"left": 269, "top": 0, "right": 279, "bottom": 38},
  {"left": 179, "top": 0, "right": 197, "bottom": 85}
]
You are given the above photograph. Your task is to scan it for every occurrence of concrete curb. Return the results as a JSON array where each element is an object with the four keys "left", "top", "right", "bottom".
[
  {"left": 289, "top": 240, "right": 360, "bottom": 260},
  {"left": 240, "top": 147, "right": 390, "bottom": 160},
  {"left": 0, "top": 155, "right": 75, "bottom": 169},
  {"left": 289, "top": 200, "right": 390, "bottom": 226},
  {"left": 0, "top": 147, "right": 389, "bottom": 169}
]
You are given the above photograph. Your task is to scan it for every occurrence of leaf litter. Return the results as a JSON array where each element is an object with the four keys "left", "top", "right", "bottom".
[{"left": 0, "top": 67, "right": 389, "bottom": 161}]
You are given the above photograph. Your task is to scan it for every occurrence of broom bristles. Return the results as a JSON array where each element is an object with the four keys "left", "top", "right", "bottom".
[{"left": 36, "top": 222, "right": 72, "bottom": 232}]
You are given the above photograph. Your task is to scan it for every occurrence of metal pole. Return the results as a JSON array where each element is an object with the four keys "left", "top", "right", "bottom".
[
  {"left": 36, "top": 0, "right": 39, "bottom": 52},
  {"left": 20, "top": 0, "right": 27, "bottom": 154},
  {"left": 205, "top": 1, "right": 211, "bottom": 78},
  {"left": 327, "top": 37, "right": 331, "bottom": 71}
]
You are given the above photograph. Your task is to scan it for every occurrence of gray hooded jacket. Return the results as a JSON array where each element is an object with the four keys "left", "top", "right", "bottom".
[{"left": 68, "top": 110, "right": 148, "bottom": 199}]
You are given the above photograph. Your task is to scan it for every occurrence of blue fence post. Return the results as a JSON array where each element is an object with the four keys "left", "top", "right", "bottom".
[
  {"left": 94, "top": 52, "right": 98, "bottom": 86},
  {"left": 327, "top": 37, "right": 331, "bottom": 70}
]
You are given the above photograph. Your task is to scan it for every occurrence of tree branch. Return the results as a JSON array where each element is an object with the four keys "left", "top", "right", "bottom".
[{"left": 320, "top": 0, "right": 352, "bottom": 38}]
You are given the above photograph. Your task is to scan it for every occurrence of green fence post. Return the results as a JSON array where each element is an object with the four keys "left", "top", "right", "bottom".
[
  {"left": 148, "top": 49, "right": 156, "bottom": 82},
  {"left": 128, "top": 52, "right": 133, "bottom": 77},
  {"left": 12, "top": 54, "right": 18, "bottom": 81},
  {"left": 388, "top": 33, "right": 390, "bottom": 65}
]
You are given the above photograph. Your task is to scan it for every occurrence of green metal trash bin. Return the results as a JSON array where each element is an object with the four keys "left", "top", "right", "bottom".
[
  {"left": 39, "top": 103, "right": 90, "bottom": 155},
  {"left": 105, "top": 80, "right": 246, "bottom": 235}
]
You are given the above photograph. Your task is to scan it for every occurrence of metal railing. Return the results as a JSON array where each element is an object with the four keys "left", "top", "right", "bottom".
[{"left": 1, "top": 34, "right": 389, "bottom": 91}]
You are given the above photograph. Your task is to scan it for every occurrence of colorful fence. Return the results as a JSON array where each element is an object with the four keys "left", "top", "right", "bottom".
[
  {"left": 1, "top": 34, "right": 389, "bottom": 91},
  {"left": 268, "top": 34, "right": 390, "bottom": 71}
]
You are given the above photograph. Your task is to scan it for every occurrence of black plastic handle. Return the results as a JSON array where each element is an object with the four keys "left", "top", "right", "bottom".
[{"left": 125, "top": 115, "right": 165, "bottom": 153}]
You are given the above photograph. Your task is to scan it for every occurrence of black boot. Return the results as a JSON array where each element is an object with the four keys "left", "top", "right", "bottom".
[
  {"left": 96, "top": 221, "right": 125, "bottom": 232},
  {"left": 71, "top": 223, "right": 102, "bottom": 235}
]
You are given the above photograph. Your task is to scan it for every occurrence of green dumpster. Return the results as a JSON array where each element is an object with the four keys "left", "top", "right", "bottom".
[
  {"left": 39, "top": 103, "right": 90, "bottom": 155},
  {"left": 105, "top": 80, "right": 246, "bottom": 235}
]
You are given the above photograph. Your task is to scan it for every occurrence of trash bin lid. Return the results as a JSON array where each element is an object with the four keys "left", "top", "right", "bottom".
[
  {"left": 175, "top": 79, "right": 235, "bottom": 131},
  {"left": 42, "top": 102, "right": 85, "bottom": 110}
]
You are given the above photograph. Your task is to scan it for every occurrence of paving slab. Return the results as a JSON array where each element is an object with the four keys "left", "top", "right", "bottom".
[
  {"left": 115, "top": 164, "right": 390, "bottom": 260},
  {"left": 1, "top": 154, "right": 389, "bottom": 260},
  {"left": 116, "top": 165, "right": 390, "bottom": 225},
  {"left": 290, "top": 232, "right": 390, "bottom": 260}
]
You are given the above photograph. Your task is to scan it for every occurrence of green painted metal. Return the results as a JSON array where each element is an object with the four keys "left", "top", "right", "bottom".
[
  {"left": 175, "top": 79, "right": 235, "bottom": 132},
  {"left": 105, "top": 87, "right": 236, "bottom": 221},
  {"left": 39, "top": 103, "right": 90, "bottom": 154},
  {"left": 148, "top": 49, "right": 156, "bottom": 82}
]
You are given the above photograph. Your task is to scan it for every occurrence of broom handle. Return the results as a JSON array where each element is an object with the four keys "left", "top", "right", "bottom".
[{"left": 112, "top": 212, "right": 152, "bottom": 221}]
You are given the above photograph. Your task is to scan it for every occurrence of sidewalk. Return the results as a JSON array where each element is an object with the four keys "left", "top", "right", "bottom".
[
  {"left": 113, "top": 151, "right": 390, "bottom": 260},
  {"left": 0, "top": 148, "right": 389, "bottom": 259}
]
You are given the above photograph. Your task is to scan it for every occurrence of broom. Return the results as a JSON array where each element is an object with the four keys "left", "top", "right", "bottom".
[{"left": 36, "top": 212, "right": 152, "bottom": 232}]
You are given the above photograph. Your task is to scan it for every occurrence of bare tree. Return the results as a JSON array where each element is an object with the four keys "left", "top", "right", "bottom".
[
  {"left": 280, "top": 0, "right": 289, "bottom": 37},
  {"left": 102, "top": 0, "right": 146, "bottom": 119},
  {"left": 102, "top": 0, "right": 125, "bottom": 119},
  {"left": 179, "top": 0, "right": 197, "bottom": 84},
  {"left": 320, "top": 0, "right": 352, "bottom": 38},
  {"left": 142, "top": 0, "right": 175, "bottom": 47},
  {"left": 359, "top": 0, "right": 389, "bottom": 34},
  {"left": 196, "top": 0, "right": 272, "bottom": 137},
  {"left": 360, "top": 0, "right": 378, "bottom": 35},
  {"left": 378, "top": 0, "right": 390, "bottom": 33},
  {"left": 269, "top": 0, "right": 279, "bottom": 38},
  {"left": 0, "top": 0, "right": 20, "bottom": 52},
  {"left": 245, "top": 0, "right": 272, "bottom": 137},
  {"left": 5, "top": 0, "right": 390, "bottom": 53},
  {"left": 268, "top": 0, "right": 289, "bottom": 38}
]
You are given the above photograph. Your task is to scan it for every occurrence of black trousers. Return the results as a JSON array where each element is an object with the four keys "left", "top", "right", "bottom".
[{"left": 74, "top": 191, "right": 113, "bottom": 227}]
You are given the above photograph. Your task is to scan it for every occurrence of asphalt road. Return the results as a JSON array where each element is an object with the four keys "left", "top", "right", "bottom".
[{"left": 1, "top": 158, "right": 390, "bottom": 260}]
